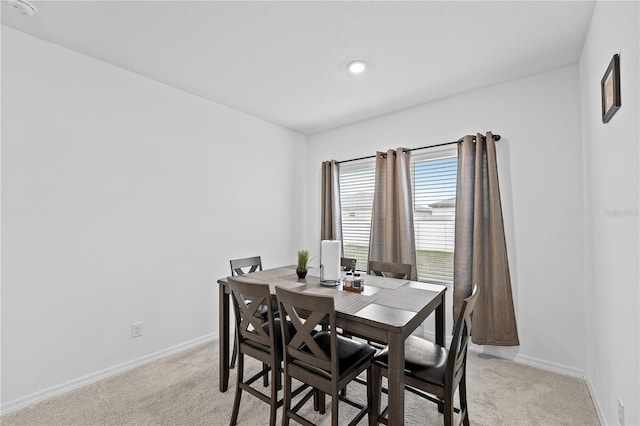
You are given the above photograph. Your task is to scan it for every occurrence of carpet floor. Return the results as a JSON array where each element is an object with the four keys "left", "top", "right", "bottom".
[{"left": 1, "top": 340, "right": 599, "bottom": 425}]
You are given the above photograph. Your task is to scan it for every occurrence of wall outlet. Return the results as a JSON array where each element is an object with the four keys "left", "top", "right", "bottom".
[
  {"left": 131, "top": 322, "right": 143, "bottom": 338},
  {"left": 618, "top": 398, "right": 624, "bottom": 425}
]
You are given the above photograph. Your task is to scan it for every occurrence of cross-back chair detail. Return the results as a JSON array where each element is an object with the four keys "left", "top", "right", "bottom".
[
  {"left": 367, "top": 260, "right": 412, "bottom": 279},
  {"left": 371, "top": 285, "right": 479, "bottom": 426},
  {"left": 230, "top": 256, "right": 263, "bottom": 276},
  {"left": 228, "top": 256, "right": 269, "bottom": 371},
  {"left": 276, "top": 286, "right": 376, "bottom": 426},
  {"left": 227, "top": 275, "right": 308, "bottom": 426}
]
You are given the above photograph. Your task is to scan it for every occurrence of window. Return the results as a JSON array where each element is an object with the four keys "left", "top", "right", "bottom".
[
  {"left": 411, "top": 147, "right": 457, "bottom": 283},
  {"left": 338, "top": 146, "right": 457, "bottom": 283},
  {"left": 339, "top": 160, "right": 375, "bottom": 270}
]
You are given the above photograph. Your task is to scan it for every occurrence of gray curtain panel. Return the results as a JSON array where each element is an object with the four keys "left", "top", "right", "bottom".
[
  {"left": 454, "top": 132, "right": 519, "bottom": 346},
  {"left": 368, "top": 148, "right": 418, "bottom": 281},
  {"left": 321, "top": 160, "right": 343, "bottom": 243}
]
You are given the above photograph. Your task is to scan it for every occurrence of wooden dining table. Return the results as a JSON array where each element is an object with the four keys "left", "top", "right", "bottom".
[{"left": 217, "top": 265, "right": 446, "bottom": 426}]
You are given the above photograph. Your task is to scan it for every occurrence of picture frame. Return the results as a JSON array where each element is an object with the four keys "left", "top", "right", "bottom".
[{"left": 601, "top": 53, "right": 621, "bottom": 123}]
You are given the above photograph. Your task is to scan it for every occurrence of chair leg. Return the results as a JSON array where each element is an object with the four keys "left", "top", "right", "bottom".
[
  {"left": 282, "top": 372, "right": 292, "bottom": 426},
  {"left": 230, "top": 335, "right": 237, "bottom": 369},
  {"left": 275, "top": 364, "right": 282, "bottom": 391},
  {"left": 460, "top": 375, "right": 470, "bottom": 426},
  {"left": 370, "top": 364, "right": 381, "bottom": 426},
  {"left": 331, "top": 390, "right": 339, "bottom": 426},
  {"left": 313, "top": 389, "right": 320, "bottom": 412},
  {"left": 229, "top": 354, "right": 243, "bottom": 426},
  {"left": 312, "top": 390, "right": 327, "bottom": 414},
  {"left": 366, "top": 366, "right": 373, "bottom": 421},
  {"left": 263, "top": 363, "right": 269, "bottom": 387},
  {"left": 443, "top": 393, "right": 454, "bottom": 426},
  {"left": 269, "top": 364, "right": 278, "bottom": 426}
]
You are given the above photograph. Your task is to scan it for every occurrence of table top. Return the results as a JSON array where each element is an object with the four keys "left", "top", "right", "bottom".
[{"left": 218, "top": 265, "right": 446, "bottom": 331}]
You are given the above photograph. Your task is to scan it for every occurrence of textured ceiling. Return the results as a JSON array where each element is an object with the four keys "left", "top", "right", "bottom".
[{"left": 1, "top": 1, "right": 596, "bottom": 135}]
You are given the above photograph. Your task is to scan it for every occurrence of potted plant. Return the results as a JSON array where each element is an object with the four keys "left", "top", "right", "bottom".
[{"left": 296, "top": 249, "right": 310, "bottom": 279}]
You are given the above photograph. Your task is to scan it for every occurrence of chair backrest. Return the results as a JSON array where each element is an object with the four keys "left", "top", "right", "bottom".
[
  {"left": 367, "top": 260, "right": 412, "bottom": 279},
  {"left": 340, "top": 257, "right": 357, "bottom": 271},
  {"left": 275, "top": 286, "right": 337, "bottom": 377},
  {"left": 227, "top": 275, "right": 276, "bottom": 350},
  {"left": 446, "top": 285, "right": 479, "bottom": 388},
  {"left": 230, "top": 256, "right": 263, "bottom": 276}
]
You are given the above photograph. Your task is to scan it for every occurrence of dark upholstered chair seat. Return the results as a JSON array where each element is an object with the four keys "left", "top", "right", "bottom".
[
  {"left": 374, "top": 335, "right": 448, "bottom": 386},
  {"left": 254, "top": 303, "right": 269, "bottom": 320},
  {"left": 297, "top": 331, "right": 376, "bottom": 378},
  {"left": 261, "top": 319, "right": 296, "bottom": 353}
]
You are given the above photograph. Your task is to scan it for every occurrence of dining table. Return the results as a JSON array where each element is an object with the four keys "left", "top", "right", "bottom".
[{"left": 217, "top": 265, "right": 446, "bottom": 426}]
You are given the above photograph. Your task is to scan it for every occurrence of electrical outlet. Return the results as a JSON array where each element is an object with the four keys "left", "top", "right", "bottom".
[
  {"left": 618, "top": 398, "right": 624, "bottom": 425},
  {"left": 131, "top": 322, "right": 143, "bottom": 338}
]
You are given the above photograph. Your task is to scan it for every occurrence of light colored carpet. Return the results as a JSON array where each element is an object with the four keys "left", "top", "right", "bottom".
[{"left": 1, "top": 340, "right": 599, "bottom": 425}]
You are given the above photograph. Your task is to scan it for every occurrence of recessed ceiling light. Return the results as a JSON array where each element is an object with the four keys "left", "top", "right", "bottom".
[
  {"left": 8, "top": 0, "right": 37, "bottom": 16},
  {"left": 347, "top": 60, "right": 367, "bottom": 75}
]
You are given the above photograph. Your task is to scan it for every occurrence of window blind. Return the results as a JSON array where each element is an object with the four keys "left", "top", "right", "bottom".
[
  {"left": 411, "top": 149, "right": 457, "bottom": 283},
  {"left": 339, "top": 160, "right": 375, "bottom": 270}
]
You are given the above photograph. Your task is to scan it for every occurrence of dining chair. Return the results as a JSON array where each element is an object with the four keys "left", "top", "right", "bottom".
[
  {"left": 367, "top": 260, "right": 412, "bottom": 279},
  {"left": 230, "top": 256, "right": 263, "bottom": 276},
  {"left": 227, "top": 275, "right": 309, "bottom": 426},
  {"left": 340, "top": 257, "right": 357, "bottom": 271},
  {"left": 229, "top": 256, "right": 269, "bottom": 370},
  {"left": 371, "top": 285, "right": 479, "bottom": 426},
  {"left": 276, "top": 286, "right": 376, "bottom": 426}
]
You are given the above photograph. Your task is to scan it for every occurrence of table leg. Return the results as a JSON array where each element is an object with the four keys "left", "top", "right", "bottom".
[
  {"left": 435, "top": 293, "right": 445, "bottom": 346},
  {"left": 435, "top": 292, "right": 446, "bottom": 413},
  {"left": 386, "top": 332, "right": 405, "bottom": 426},
  {"left": 219, "top": 283, "right": 230, "bottom": 392}
]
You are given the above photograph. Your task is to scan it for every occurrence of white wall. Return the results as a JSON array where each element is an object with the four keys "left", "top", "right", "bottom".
[
  {"left": 1, "top": 27, "right": 306, "bottom": 409},
  {"left": 579, "top": 2, "right": 639, "bottom": 425},
  {"left": 305, "top": 65, "right": 587, "bottom": 374}
]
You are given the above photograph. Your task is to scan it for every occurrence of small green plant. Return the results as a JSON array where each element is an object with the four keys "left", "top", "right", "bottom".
[{"left": 297, "top": 249, "right": 310, "bottom": 269}]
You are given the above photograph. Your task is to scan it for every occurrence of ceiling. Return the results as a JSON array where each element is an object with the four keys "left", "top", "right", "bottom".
[{"left": 1, "top": 1, "right": 596, "bottom": 135}]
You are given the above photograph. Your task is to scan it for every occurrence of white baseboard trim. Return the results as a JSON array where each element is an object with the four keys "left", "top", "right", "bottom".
[
  {"left": 475, "top": 344, "right": 585, "bottom": 378},
  {"left": 585, "top": 374, "right": 606, "bottom": 426},
  {"left": 421, "top": 329, "right": 586, "bottom": 379},
  {"left": 1, "top": 333, "right": 216, "bottom": 415}
]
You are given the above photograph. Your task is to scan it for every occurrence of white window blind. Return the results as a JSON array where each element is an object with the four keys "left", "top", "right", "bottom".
[
  {"left": 338, "top": 145, "right": 458, "bottom": 283},
  {"left": 339, "top": 160, "right": 375, "bottom": 270},
  {"left": 411, "top": 147, "right": 457, "bottom": 283}
]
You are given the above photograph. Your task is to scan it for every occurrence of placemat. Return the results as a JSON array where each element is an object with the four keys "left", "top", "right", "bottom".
[
  {"left": 302, "top": 286, "right": 376, "bottom": 315},
  {"left": 372, "top": 287, "right": 440, "bottom": 312},
  {"left": 248, "top": 267, "right": 296, "bottom": 279},
  {"left": 334, "top": 292, "right": 376, "bottom": 315},
  {"left": 361, "top": 274, "right": 408, "bottom": 290},
  {"left": 302, "top": 286, "right": 342, "bottom": 297},
  {"left": 268, "top": 280, "right": 305, "bottom": 294}
]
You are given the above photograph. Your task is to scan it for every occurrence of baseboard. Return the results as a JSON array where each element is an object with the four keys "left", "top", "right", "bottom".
[
  {"left": 476, "top": 344, "right": 585, "bottom": 378},
  {"left": 421, "top": 329, "right": 586, "bottom": 379},
  {"left": 0, "top": 333, "right": 216, "bottom": 415},
  {"left": 585, "top": 374, "right": 607, "bottom": 426}
]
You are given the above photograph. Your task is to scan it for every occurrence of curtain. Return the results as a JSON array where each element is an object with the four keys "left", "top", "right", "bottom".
[
  {"left": 369, "top": 148, "right": 418, "bottom": 281},
  {"left": 454, "top": 132, "right": 519, "bottom": 345},
  {"left": 321, "top": 160, "right": 342, "bottom": 243}
]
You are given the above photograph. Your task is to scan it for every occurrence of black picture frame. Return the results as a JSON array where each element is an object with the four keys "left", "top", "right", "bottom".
[{"left": 601, "top": 54, "right": 621, "bottom": 123}]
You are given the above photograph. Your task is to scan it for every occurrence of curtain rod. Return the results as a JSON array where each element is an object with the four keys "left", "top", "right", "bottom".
[{"left": 336, "top": 134, "right": 501, "bottom": 165}]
